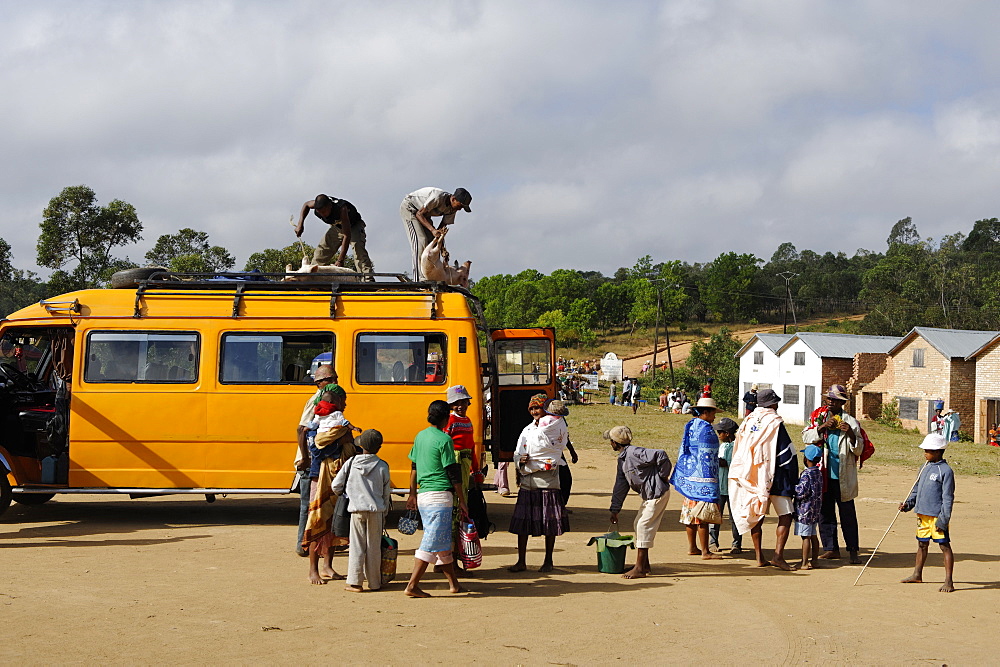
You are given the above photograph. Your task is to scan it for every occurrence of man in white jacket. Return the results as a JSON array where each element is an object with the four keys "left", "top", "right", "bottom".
[{"left": 801, "top": 384, "right": 864, "bottom": 564}]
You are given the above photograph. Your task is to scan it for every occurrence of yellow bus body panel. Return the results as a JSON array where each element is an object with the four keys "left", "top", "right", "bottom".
[{"left": 3, "top": 286, "right": 484, "bottom": 490}]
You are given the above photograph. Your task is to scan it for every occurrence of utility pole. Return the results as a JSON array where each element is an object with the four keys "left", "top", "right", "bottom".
[
  {"left": 777, "top": 271, "right": 799, "bottom": 334},
  {"left": 648, "top": 277, "right": 676, "bottom": 387}
]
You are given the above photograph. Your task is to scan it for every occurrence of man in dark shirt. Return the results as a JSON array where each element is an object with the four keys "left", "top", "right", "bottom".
[{"left": 294, "top": 194, "right": 374, "bottom": 279}]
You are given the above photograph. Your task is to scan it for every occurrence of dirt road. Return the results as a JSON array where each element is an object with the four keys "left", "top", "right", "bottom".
[
  {"left": 2, "top": 417, "right": 995, "bottom": 664},
  {"left": 621, "top": 315, "right": 867, "bottom": 379}
]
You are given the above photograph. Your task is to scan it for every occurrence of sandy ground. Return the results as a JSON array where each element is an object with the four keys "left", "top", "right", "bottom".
[{"left": 1, "top": 451, "right": 996, "bottom": 665}]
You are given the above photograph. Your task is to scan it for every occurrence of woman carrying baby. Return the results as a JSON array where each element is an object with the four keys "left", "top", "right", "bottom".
[{"left": 508, "top": 393, "right": 570, "bottom": 573}]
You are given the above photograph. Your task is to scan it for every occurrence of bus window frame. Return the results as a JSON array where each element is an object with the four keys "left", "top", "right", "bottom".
[
  {"left": 354, "top": 332, "right": 448, "bottom": 386},
  {"left": 83, "top": 330, "right": 202, "bottom": 385},
  {"left": 218, "top": 331, "right": 336, "bottom": 386}
]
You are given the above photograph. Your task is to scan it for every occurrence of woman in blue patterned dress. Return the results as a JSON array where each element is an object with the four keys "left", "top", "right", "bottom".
[{"left": 671, "top": 397, "right": 723, "bottom": 560}]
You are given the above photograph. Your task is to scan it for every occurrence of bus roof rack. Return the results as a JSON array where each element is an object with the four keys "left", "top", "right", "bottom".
[{"left": 128, "top": 271, "right": 482, "bottom": 322}]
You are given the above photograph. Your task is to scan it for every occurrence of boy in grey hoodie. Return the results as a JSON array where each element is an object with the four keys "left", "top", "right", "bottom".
[
  {"left": 332, "top": 429, "right": 392, "bottom": 592},
  {"left": 899, "top": 433, "right": 955, "bottom": 592}
]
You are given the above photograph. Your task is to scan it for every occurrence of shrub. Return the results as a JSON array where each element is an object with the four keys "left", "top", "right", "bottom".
[{"left": 876, "top": 398, "right": 902, "bottom": 429}]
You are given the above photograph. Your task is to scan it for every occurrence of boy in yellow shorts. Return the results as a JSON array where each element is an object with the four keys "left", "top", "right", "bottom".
[{"left": 899, "top": 433, "right": 955, "bottom": 592}]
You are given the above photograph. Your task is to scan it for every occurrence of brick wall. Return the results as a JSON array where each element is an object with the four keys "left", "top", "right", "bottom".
[
  {"left": 822, "top": 358, "right": 856, "bottom": 414},
  {"left": 888, "top": 337, "right": 949, "bottom": 433},
  {"left": 972, "top": 343, "right": 1000, "bottom": 442},
  {"left": 948, "top": 360, "right": 976, "bottom": 438}
]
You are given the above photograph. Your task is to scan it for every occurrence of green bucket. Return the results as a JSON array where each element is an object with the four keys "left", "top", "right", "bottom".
[{"left": 587, "top": 530, "right": 635, "bottom": 574}]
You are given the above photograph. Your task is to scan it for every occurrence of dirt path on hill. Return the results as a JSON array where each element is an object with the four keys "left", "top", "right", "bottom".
[
  {"left": 620, "top": 314, "right": 867, "bottom": 379},
  {"left": 2, "top": 413, "right": 996, "bottom": 665}
]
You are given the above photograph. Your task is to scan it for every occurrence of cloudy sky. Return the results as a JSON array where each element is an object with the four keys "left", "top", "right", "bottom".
[{"left": 3, "top": 1, "right": 1000, "bottom": 280}]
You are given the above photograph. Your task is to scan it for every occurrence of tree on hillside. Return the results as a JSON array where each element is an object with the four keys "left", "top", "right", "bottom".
[
  {"left": 685, "top": 327, "right": 741, "bottom": 411},
  {"left": 36, "top": 185, "right": 142, "bottom": 288},
  {"left": 146, "top": 228, "right": 235, "bottom": 273},
  {"left": 1, "top": 237, "right": 51, "bottom": 317},
  {"left": 886, "top": 216, "right": 920, "bottom": 247},
  {"left": 700, "top": 252, "right": 761, "bottom": 321}
]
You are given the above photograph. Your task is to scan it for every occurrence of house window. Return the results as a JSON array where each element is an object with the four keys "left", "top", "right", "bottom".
[
  {"left": 898, "top": 397, "right": 919, "bottom": 420},
  {"left": 794, "top": 352, "right": 805, "bottom": 366},
  {"left": 753, "top": 351, "right": 764, "bottom": 365},
  {"left": 783, "top": 384, "right": 800, "bottom": 405},
  {"left": 912, "top": 349, "right": 925, "bottom": 367}
]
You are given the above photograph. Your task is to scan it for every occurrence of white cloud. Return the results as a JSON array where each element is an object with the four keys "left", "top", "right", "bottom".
[{"left": 4, "top": 1, "right": 1000, "bottom": 282}]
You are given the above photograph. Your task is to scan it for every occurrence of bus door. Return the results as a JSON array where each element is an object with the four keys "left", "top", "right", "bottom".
[{"left": 488, "top": 328, "right": 556, "bottom": 464}]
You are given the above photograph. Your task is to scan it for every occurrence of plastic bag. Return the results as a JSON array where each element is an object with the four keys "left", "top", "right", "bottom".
[{"left": 458, "top": 517, "right": 483, "bottom": 569}]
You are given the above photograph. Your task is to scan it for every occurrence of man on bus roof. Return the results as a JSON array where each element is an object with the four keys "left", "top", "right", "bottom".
[
  {"left": 399, "top": 187, "right": 472, "bottom": 281},
  {"left": 294, "top": 194, "right": 375, "bottom": 280}
]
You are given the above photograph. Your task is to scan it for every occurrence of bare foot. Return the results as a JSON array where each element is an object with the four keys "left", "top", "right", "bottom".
[
  {"left": 539, "top": 562, "right": 554, "bottom": 573},
  {"left": 756, "top": 560, "right": 771, "bottom": 567},
  {"left": 770, "top": 558, "right": 793, "bottom": 571},
  {"left": 344, "top": 585, "right": 364, "bottom": 593},
  {"left": 802, "top": 562, "right": 814, "bottom": 570},
  {"left": 791, "top": 562, "right": 801, "bottom": 571},
  {"left": 622, "top": 566, "right": 647, "bottom": 579},
  {"left": 939, "top": 581, "right": 955, "bottom": 593},
  {"left": 818, "top": 550, "right": 840, "bottom": 560},
  {"left": 449, "top": 584, "right": 466, "bottom": 594},
  {"left": 405, "top": 587, "right": 432, "bottom": 598},
  {"left": 702, "top": 552, "right": 722, "bottom": 560},
  {"left": 507, "top": 563, "right": 527, "bottom": 573},
  {"left": 687, "top": 549, "right": 702, "bottom": 556},
  {"left": 309, "top": 572, "right": 327, "bottom": 585},
  {"left": 901, "top": 574, "right": 923, "bottom": 584}
]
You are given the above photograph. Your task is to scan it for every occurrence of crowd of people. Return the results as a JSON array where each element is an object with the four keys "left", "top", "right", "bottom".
[{"left": 294, "top": 369, "right": 957, "bottom": 594}]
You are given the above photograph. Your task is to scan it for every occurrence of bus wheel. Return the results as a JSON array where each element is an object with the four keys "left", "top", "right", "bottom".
[
  {"left": 205, "top": 494, "right": 216, "bottom": 503},
  {"left": 13, "top": 493, "right": 55, "bottom": 506},
  {"left": 0, "top": 476, "right": 11, "bottom": 516}
]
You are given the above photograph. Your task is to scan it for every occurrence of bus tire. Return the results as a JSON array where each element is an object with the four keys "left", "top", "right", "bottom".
[
  {"left": 12, "top": 493, "right": 54, "bottom": 506},
  {"left": 0, "top": 475, "right": 11, "bottom": 517},
  {"left": 110, "top": 267, "right": 169, "bottom": 289}
]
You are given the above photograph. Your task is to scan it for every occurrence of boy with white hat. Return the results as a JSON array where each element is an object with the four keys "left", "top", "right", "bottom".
[{"left": 899, "top": 433, "right": 955, "bottom": 592}]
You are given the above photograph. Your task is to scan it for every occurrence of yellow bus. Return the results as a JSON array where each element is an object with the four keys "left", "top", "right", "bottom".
[{"left": 0, "top": 270, "right": 556, "bottom": 516}]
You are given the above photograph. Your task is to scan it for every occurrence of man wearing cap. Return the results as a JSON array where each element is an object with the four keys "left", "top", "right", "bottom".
[
  {"left": 730, "top": 388, "right": 798, "bottom": 570},
  {"left": 802, "top": 384, "right": 864, "bottom": 564},
  {"left": 294, "top": 194, "right": 375, "bottom": 279},
  {"left": 294, "top": 364, "right": 336, "bottom": 555},
  {"left": 606, "top": 425, "right": 672, "bottom": 579},
  {"left": 400, "top": 187, "right": 472, "bottom": 281},
  {"left": 742, "top": 384, "right": 758, "bottom": 416}
]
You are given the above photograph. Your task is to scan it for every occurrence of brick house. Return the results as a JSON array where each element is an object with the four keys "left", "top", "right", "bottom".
[
  {"left": 863, "top": 327, "right": 997, "bottom": 435},
  {"left": 772, "top": 332, "right": 900, "bottom": 425},
  {"left": 963, "top": 336, "right": 1000, "bottom": 442}
]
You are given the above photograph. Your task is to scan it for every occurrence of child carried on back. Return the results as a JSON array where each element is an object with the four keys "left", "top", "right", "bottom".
[{"left": 518, "top": 409, "right": 568, "bottom": 474}]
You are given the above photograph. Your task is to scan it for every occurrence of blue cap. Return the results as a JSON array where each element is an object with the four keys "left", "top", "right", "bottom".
[{"left": 801, "top": 444, "right": 822, "bottom": 462}]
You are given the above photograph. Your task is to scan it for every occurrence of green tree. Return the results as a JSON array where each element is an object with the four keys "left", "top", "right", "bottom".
[
  {"left": 700, "top": 252, "right": 761, "bottom": 321},
  {"left": 886, "top": 216, "right": 920, "bottom": 247},
  {"left": 145, "top": 228, "right": 235, "bottom": 273},
  {"left": 0, "top": 237, "right": 50, "bottom": 317},
  {"left": 36, "top": 185, "right": 143, "bottom": 288},
  {"left": 685, "top": 327, "right": 741, "bottom": 411}
]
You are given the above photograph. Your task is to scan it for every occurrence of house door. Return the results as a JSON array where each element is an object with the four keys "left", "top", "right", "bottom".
[
  {"left": 803, "top": 385, "right": 816, "bottom": 423},
  {"left": 980, "top": 399, "right": 1000, "bottom": 443}
]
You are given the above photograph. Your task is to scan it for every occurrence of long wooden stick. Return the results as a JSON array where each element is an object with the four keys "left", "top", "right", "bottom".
[{"left": 853, "top": 462, "right": 926, "bottom": 586}]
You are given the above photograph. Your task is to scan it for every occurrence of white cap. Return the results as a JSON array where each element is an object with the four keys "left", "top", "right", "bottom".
[{"left": 919, "top": 433, "right": 947, "bottom": 450}]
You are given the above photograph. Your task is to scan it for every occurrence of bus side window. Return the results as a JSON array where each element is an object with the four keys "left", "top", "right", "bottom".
[
  {"left": 220, "top": 332, "right": 335, "bottom": 385},
  {"left": 355, "top": 333, "right": 447, "bottom": 385},
  {"left": 85, "top": 332, "right": 200, "bottom": 384}
]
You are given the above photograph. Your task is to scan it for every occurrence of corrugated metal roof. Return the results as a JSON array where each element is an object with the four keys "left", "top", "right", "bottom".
[
  {"left": 777, "top": 332, "right": 902, "bottom": 359},
  {"left": 889, "top": 326, "right": 1000, "bottom": 359},
  {"left": 736, "top": 333, "right": 793, "bottom": 357}
]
